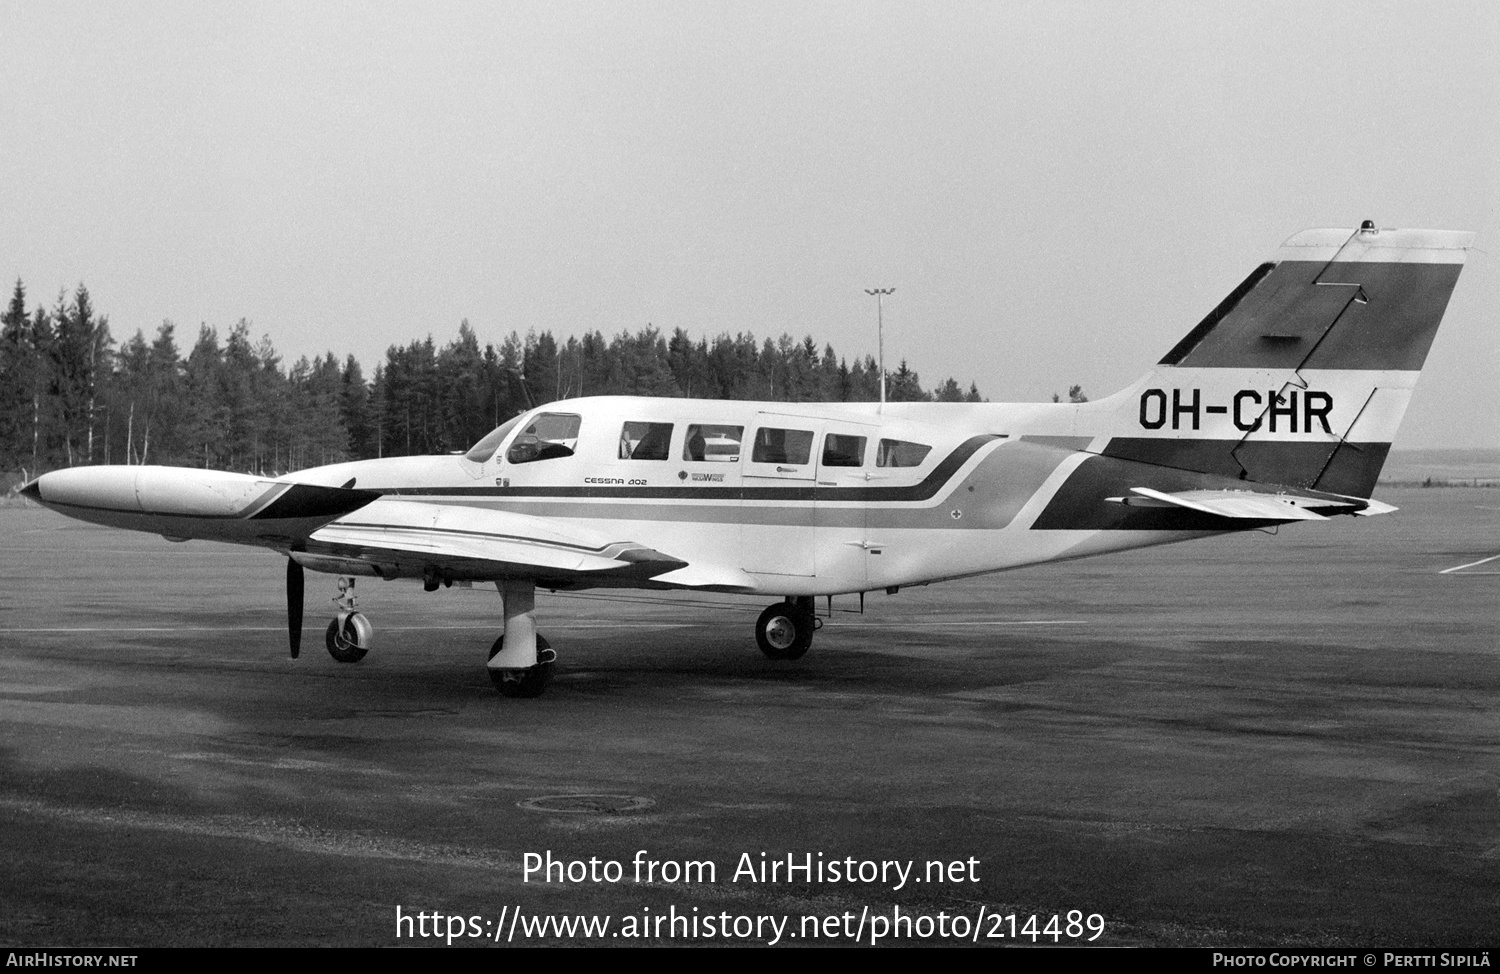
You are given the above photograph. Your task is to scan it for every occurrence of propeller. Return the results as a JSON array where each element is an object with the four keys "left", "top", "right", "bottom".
[{"left": 286, "top": 558, "right": 304, "bottom": 658}]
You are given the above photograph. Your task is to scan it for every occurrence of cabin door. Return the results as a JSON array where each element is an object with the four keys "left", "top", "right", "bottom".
[
  {"left": 740, "top": 413, "right": 818, "bottom": 577},
  {"left": 813, "top": 420, "right": 879, "bottom": 591}
]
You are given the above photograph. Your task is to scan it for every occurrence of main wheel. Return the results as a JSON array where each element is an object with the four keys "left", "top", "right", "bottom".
[
  {"left": 488, "top": 634, "right": 555, "bottom": 698},
  {"left": 325, "top": 612, "right": 372, "bottom": 663},
  {"left": 756, "top": 602, "right": 813, "bottom": 660}
]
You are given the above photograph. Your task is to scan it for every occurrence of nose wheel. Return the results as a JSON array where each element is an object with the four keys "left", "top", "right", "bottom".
[
  {"left": 324, "top": 576, "right": 373, "bottom": 663},
  {"left": 326, "top": 613, "right": 372, "bottom": 663},
  {"left": 756, "top": 598, "right": 817, "bottom": 660}
]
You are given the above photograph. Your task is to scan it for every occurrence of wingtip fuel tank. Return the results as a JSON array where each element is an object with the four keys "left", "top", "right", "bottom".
[{"left": 25, "top": 465, "right": 382, "bottom": 545}]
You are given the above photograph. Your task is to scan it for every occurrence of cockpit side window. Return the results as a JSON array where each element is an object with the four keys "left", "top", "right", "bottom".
[
  {"left": 506, "top": 413, "right": 582, "bottom": 464},
  {"left": 619, "top": 422, "right": 673, "bottom": 461},
  {"left": 683, "top": 424, "right": 743, "bottom": 462},
  {"left": 876, "top": 438, "right": 932, "bottom": 468},
  {"left": 463, "top": 414, "right": 525, "bottom": 463}
]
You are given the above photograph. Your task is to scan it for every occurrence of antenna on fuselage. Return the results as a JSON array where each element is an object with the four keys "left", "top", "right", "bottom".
[{"left": 865, "top": 287, "right": 895, "bottom": 413}]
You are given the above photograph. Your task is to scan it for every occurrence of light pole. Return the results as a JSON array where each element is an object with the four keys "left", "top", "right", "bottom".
[{"left": 865, "top": 287, "right": 895, "bottom": 409}]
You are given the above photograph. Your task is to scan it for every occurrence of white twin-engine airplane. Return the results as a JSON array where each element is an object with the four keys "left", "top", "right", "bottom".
[{"left": 22, "top": 224, "right": 1474, "bottom": 697}]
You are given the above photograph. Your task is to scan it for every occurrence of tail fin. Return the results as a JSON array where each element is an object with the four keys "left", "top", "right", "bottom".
[{"left": 1092, "top": 223, "right": 1473, "bottom": 496}]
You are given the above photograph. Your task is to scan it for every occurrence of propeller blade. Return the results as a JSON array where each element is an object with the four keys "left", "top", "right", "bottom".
[{"left": 286, "top": 558, "right": 304, "bottom": 658}]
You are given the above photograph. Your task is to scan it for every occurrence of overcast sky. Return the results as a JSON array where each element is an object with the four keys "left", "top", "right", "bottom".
[{"left": 2, "top": 1, "right": 1495, "bottom": 447}]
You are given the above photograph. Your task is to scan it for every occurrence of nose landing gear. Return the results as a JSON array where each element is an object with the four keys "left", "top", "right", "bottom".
[{"left": 325, "top": 576, "right": 373, "bottom": 663}]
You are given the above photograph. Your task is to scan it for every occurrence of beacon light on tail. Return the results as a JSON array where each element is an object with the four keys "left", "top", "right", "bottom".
[{"left": 22, "top": 222, "right": 1475, "bottom": 698}]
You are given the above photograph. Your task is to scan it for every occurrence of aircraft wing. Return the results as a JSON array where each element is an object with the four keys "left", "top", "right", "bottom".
[
  {"left": 299, "top": 499, "right": 708, "bottom": 587},
  {"left": 23, "top": 465, "right": 749, "bottom": 590},
  {"left": 1105, "top": 487, "right": 1390, "bottom": 521}
]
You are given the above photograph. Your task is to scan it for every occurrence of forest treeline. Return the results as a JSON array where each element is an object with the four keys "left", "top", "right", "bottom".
[{"left": 0, "top": 281, "right": 985, "bottom": 479}]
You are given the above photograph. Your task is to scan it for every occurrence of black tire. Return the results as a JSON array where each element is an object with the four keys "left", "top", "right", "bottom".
[
  {"left": 325, "top": 614, "right": 370, "bottom": 663},
  {"left": 755, "top": 602, "right": 813, "bottom": 660},
  {"left": 488, "top": 634, "right": 554, "bottom": 698}
]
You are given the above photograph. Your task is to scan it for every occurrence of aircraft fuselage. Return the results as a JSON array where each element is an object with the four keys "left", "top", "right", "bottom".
[{"left": 284, "top": 395, "right": 1217, "bottom": 597}]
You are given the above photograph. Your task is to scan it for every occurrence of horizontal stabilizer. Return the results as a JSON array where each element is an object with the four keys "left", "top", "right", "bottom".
[{"left": 1108, "top": 487, "right": 1339, "bottom": 521}]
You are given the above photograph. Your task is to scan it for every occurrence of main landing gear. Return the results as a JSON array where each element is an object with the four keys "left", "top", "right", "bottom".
[
  {"left": 489, "top": 634, "right": 556, "bottom": 698},
  {"left": 756, "top": 596, "right": 819, "bottom": 660},
  {"left": 486, "top": 579, "right": 556, "bottom": 698}
]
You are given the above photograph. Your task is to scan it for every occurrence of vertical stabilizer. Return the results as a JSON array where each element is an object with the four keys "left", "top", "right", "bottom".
[{"left": 1090, "top": 224, "right": 1473, "bottom": 496}]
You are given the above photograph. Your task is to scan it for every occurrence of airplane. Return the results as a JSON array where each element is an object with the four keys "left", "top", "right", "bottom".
[{"left": 20, "top": 222, "right": 1474, "bottom": 698}]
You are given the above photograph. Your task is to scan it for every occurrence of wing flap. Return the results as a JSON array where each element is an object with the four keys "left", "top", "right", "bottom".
[{"left": 304, "top": 499, "right": 690, "bottom": 583}]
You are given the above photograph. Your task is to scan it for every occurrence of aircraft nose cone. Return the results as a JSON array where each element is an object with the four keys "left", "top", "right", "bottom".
[{"left": 18, "top": 479, "right": 41, "bottom": 500}]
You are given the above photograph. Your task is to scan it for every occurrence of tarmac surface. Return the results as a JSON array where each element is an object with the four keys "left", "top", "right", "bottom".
[{"left": 1, "top": 489, "right": 1496, "bottom": 947}]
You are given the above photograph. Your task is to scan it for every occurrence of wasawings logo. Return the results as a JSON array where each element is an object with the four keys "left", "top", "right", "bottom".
[{"left": 1139, "top": 388, "right": 1334, "bottom": 433}]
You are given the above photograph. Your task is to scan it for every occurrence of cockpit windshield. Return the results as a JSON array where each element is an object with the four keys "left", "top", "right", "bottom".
[{"left": 463, "top": 415, "right": 525, "bottom": 463}]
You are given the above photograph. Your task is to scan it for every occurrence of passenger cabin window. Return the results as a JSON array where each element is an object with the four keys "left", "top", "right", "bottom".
[
  {"left": 619, "top": 422, "right": 673, "bottom": 461},
  {"left": 464, "top": 414, "right": 525, "bottom": 463},
  {"left": 506, "top": 413, "right": 581, "bottom": 464},
  {"left": 876, "top": 438, "right": 931, "bottom": 468},
  {"left": 683, "top": 424, "right": 743, "bottom": 462},
  {"left": 822, "top": 433, "right": 866, "bottom": 467},
  {"left": 751, "top": 427, "right": 813, "bottom": 465}
]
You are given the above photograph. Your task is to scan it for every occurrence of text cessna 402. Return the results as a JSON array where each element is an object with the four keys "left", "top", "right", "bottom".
[{"left": 23, "top": 223, "right": 1473, "bottom": 697}]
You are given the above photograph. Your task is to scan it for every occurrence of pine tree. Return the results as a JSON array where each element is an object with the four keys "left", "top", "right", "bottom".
[
  {"left": 438, "top": 321, "right": 487, "bottom": 451},
  {"left": 522, "top": 330, "right": 560, "bottom": 407},
  {"left": 340, "top": 355, "right": 373, "bottom": 459},
  {"left": 144, "top": 322, "right": 182, "bottom": 463},
  {"left": 935, "top": 377, "right": 965, "bottom": 402},
  {"left": 179, "top": 326, "right": 230, "bottom": 468},
  {"left": 0, "top": 281, "right": 34, "bottom": 469},
  {"left": 886, "top": 359, "right": 929, "bottom": 402}
]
